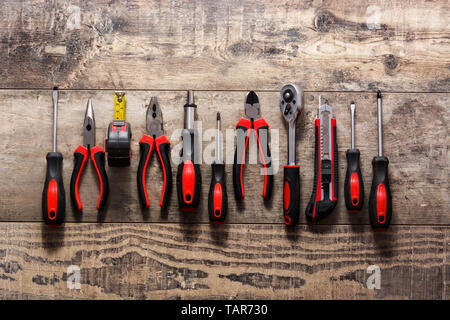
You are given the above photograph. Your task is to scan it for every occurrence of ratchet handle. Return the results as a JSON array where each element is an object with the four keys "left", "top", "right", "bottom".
[
  {"left": 369, "top": 156, "right": 392, "bottom": 229},
  {"left": 208, "top": 163, "right": 228, "bottom": 223},
  {"left": 42, "top": 152, "right": 65, "bottom": 226},
  {"left": 283, "top": 165, "right": 300, "bottom": 227},
  {"left": 344, "top": 149, "right": 364, "bottom": 213}
]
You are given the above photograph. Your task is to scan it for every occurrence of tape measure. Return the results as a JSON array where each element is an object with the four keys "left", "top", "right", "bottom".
[{"left": 106, "top": 91, "right": 132, "bottom": 167}]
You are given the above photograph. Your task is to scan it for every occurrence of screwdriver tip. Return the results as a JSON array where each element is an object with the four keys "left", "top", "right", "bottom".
[
  {"left": 53, "top": 86, "right": 58, "bottom": 91},
  {"left": 377, "top": 90, "right": 381, "bottom": 98},
  {"left": 350, "top": 101, "right": 355, "bottom": 105},
  {"left": 217, "top": 112, "right": 220, "bottom": 120}
]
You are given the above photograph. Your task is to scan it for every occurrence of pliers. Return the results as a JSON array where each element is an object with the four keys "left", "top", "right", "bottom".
[
  {"left": 137, "top": 97, "right": 172, "bottom": 209},
  {"left": 233, "top": 91, "right": 273, "bottom": 200},
  {"left": 70, "top": 99, "right": 109, "bottom": 211}
]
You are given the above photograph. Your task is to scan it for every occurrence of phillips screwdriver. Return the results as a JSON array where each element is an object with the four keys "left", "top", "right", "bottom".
[
  {"left": 344, "top": 101, "right": 364, "bottom": 213},
  {"left": 280, "top": 84, "right": 303, "bottom": 227},
  {"left": 176, "top": 90, "right": 202, "bottom": 211},
  {"left": 42, "top": 87, "right": 65, "bottom": 226},
  {"left": 208, "top": 112, "right": 228, "bottom": 223},
  {"left": 369, "top": 90, "right": 392, "bottom": 229}
]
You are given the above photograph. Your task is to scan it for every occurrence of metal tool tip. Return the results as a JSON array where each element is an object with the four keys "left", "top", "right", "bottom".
[
  {"left": 187, "top": 90, "right": 194, "bottom": 104},
  {"left": 53, "top": 86, "right": 58, "bottom": 91},
  {"left": 246, "top": 91, "right": 258, "bottom": 105},
  {"left": 350, "top": 101, "right": 355, "bottom": 105},
  {"left": 217, "top": 112, "right": 220, "bottom": 120},
  {"left": 377, "top": 90, "right": 381, "bottom": 98}
]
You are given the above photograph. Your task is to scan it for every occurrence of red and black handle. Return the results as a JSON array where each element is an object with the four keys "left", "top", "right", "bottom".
[
  {"left": 232, "top": 118, "right": 273, "bottom": 200},
  {"left": 42, "top": 152, "right": 65, "bottom": 226},
  {"left": 137, "top": 134, "right": 172, "bottom": 208},
  {"left": 369, "top": 156, "right": 392, "bottom": 229},
  {"left": 305, "top": 118, "right": 338, "bottom": 222},
  {"left": 208, "top": 163, "right": 228, "bottom": 223},
  {"left": 344, "top": 149, "right": 364, "bottom": 213},
  {"left": 70, "top": 145, "right": 109, "bottom": 211},
  {"left": 176, "top": 129, "right": 202, "bottom": 211},
  {"left": 283, "top": 165, "right": 300, "bottom": 227}
]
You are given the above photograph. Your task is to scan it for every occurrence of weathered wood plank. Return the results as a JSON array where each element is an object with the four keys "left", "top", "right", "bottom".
[
  {"left": 0, "top": 223, "right": 447, "bottom": 299},
  {"left": 0, "top": 90, "right": 448, "bottom": 224},
  {"left": 0, "top": 0, "right": 449, "bottom": 91}
]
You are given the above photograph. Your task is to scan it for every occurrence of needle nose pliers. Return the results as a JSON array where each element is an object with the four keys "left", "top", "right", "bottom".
[
  {"left": 70, "top": 99, "right": 109, "bottom": 211},
  {"left": 233, "top": 91, "right": 273, "bottom": 201},
  {"left": 137, "top": 97, "right": 172, "bottom": 209}
]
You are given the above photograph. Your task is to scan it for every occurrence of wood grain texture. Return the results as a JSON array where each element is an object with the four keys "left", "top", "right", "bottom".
[
  {"left": 0, "top": 0, "right": 449, "bottom": 91},
  {"left": 0, "top": 223, "right": 447, "bottom": 299},
  {"left": 1, "top": 89, "right": 448, "bottom": 224}
]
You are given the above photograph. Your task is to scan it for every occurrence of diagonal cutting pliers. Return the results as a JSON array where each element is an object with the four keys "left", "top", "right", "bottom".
[
  {"left": 233, "top": 91, "right": 273, "bottom": 201},
  {"left": 137, "top": 97, "right": 172, "bottom": 209},
  {"left": 70, "top": 99, "right": 109, "bottom": 211}
]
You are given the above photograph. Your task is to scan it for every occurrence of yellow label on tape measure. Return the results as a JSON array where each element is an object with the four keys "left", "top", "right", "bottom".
[{"left": 114, "top": 91, "right": 126, "bottom": 121}]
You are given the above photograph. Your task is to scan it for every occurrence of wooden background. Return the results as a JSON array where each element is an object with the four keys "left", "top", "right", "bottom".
[{"left": 0, "top": 0, "right": 448, "bottom": 299}]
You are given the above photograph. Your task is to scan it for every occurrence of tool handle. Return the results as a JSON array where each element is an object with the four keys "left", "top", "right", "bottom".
[
  {"left": 344, "top": 149, "right": 364, "bottom": 213},
  {"left": 208, "top": 163, "right": 228, "bottom": 223},
  {"left": 232, "top": 119, "right": 250, "bottom": 200},
  {"left": 90, "top": 146, "right": 109, "bottom": 211},
  {"left": 42, "top": 152, "right": 65, "bottom": 226},
  {"left": 137, "top": 135, "right": 173, "bottom": 208},
  {"left": 305, "top": 119, "right": 338, "bottom": 222},
  {"left": 254, "top": 118, "right": 273, "bottom": 200},
  {"left": 70, "top": 146, "right": 88, "bottom": 211},
  {"left": 369, "top": 156, "right": 392, "bottom": 229},
  {"left": 176, "top": 130, "right": 201, "bottom": 211},
  {"left": 137, "top": 135, "right": 154, "bottom": 208},
  {"left": 176, "top": 160, "right": 201, "bottom": 211},
  {"left": 283, "top": 165, "right": 300, "bottom": 227}
]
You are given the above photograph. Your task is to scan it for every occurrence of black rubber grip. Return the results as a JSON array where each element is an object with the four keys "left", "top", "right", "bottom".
[
  {"left": 283, "top": 166, "right": 300, "bottom": 227},
  {"left": 42, "top": 152, "right": 65, "bottom": 226},
  {"left": 233, "top": 125, "right": 248, "bottom": 200},
  {"left": 176, "top": 130, "right": 201, "bottom": 211},
  {"left": 70, "top": 149, "right": 87, "bottom": 211},
  {"left": 256, "top": 124, "right": 273, "bottom": 200},
  {"left": 137, "top": 136, "right": 153, "bottom": 208},
  {"left": 91, "top": 149, "right": 109, "bottom": 211},
  {"left": 156, "top": 140, "right": 172, "bottom": 209},
  {"left": 208, "top": 163, "right": 228, "bottom": 223},
  {"left": 344, "top": 149, "right": 364, "bottom": 212},
  {"left": 369, "top": 156, "right": 392, "bottom": 229}
]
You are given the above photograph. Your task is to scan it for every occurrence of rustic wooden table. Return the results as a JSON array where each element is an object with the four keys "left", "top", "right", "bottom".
[{"left": 0, "top": 0, "right": 448, "bottom": 299}]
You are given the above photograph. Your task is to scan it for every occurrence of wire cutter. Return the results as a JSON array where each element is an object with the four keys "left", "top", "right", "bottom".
[
  {"left": 70, "top": 99, "right": 109, "bottom": 211},
  {"left": 233, "top": 91, "right": 273, "bottom": 201},
  {"left": 137, "top": 97, "right": 172, "bottom": 209}
]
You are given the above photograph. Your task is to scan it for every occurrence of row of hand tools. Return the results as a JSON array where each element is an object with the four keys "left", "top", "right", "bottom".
[{"left": 42, "top": 86, "right": 392, "bottom": 230}]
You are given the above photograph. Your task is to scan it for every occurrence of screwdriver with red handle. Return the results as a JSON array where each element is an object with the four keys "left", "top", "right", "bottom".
[
  {"left": 344, "top": 101, "right": 364, "bottom": 213},
  {"left": 208, "top": 112, "right": 227, "bottom": 223},
  {"left": 176, "top": 90, "right": 202, "bottom": 211},
  {"left": 369, "top": 90, "right": 392, "bottom": 229},
  {"left": 42, "top": 87, "right": 65, "bottom": 226}
]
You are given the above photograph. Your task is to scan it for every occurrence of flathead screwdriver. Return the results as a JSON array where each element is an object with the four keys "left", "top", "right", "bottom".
[
  {"left": 42, "top": 87, "right": 65, "bottom": 226},
  {"left": 368, "top": 90, "right": 392, "bottom": 229},
  {"left": 344, "top": 101, "right": 364, "bottom": 213}
]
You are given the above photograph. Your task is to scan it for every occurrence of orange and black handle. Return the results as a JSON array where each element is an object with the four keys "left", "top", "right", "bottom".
[
  {"left": 208, "top": 163, "right": 227, "bottom": 223},
  {"left": 283, "top": 165, "right": 300, "bottom": 227},
  {"left": 233, "top": 118, "right": 273, "bottom": 200},
  {"left": 42, "top": 152, "right": 65, "bottom": 226},
  {"left": 344, "top": 149, "right": 364, "bottom": 213},
  {"left": 70, "top": 145, "right": 109, "bottom": 211},
  {"left": 305, "top": 119, "right": 338, "bottom": 222},
  {"left": 137, "top": 134, "right": 172, "bottom": 209},
  {"left": 369, "top": 156, "right": 392, "bottom": 229},
  {"left": 176, "top": 130, "right": 202, "bottom": 211}
]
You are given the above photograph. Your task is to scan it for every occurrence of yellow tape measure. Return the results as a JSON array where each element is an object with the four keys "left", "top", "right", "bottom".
[{"left": 114, "top": 91, "right": 126, "bottom": 121}]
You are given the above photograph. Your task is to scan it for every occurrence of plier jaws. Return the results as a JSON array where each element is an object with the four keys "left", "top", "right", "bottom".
[
  {"left": 146, "top": 97, "right": 164, "bottom": 137},
  {"left": 83, "top": 99, "right": 96, "bottom": 148}
]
